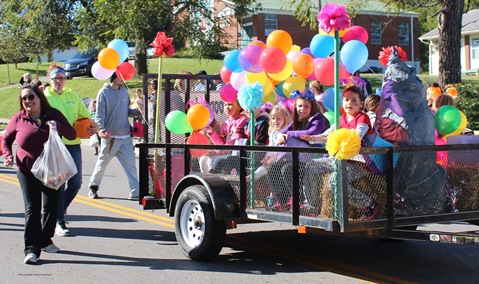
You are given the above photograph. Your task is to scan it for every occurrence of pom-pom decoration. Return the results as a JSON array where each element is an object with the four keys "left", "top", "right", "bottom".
[
  {"left": 326, "top": 128, "right": 361, "bottom": 160},
  {"left": 317, "top": 3, "right": 351, "bottom": 34},
  {"left": 237, "top": 81, "right": 264, "bottom": 110},
  {"left": 150, "top": 32, "right": 175, "bottom": 57}
]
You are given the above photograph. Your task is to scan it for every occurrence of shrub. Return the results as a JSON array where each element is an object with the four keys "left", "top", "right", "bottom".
[{"left": 455, "top": 84, "right": 479, "bottom": 130}]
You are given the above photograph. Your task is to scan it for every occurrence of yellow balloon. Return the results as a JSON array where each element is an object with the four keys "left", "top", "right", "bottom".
[
  {"left": 268, "top": 59, "right": 293, "bottom": 82},
  {"left": 263, "top": 79, "right": 274, "bottom": 98},
  {"left": 282, "top": 76, "right": 306, "bottom": 98},
  {"left": 262, "top": 88, "right": 276, "bottom": 104},
  {"left": 444, "top": 110, "right": 467, "bottom": 137},
  {"left": 245, "top": 71, "right": 267, "bottom": 86}
]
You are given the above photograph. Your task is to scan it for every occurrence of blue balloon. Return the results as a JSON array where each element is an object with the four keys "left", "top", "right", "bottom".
[
  {"left": 340, "top": 40, "right": 368, "bottom": 74},
  {"left": 224, "top": 50, "right": 244, "bottom": 73},
  {"left": 275, "top": 81, "right": 286, "bottom": 97},
  {"left": 309, "top": 34, "right": 334, "bottom": 58},
  {"left": 108, "top": 39, "right": 129, "bottom": 63},
  {"left": 322, "top": 88, "right": 342, "bottom": 111}
]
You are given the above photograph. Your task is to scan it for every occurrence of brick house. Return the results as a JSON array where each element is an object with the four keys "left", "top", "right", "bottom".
[
  {"left": 419, "top": 9, "right": 479, "bottom": 76},
  {"left": 215, "top": 0, "right": 420, "bottom": 73}
]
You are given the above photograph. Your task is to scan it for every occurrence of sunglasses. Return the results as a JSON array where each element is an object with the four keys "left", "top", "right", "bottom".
[
  {"left": 51, "top": 77, "right": 66, "bottom": 81},
  {"left": 21, "top": 94, "right": 36, "bottom": 102}
]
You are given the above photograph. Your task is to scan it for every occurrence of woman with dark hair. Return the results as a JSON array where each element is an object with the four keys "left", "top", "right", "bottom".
[
  {"left": 43, "top": 64, "right": 98, "bottom": 236},
  {"left": 2, "top": 84, "right": 76, "bottom": 264}
]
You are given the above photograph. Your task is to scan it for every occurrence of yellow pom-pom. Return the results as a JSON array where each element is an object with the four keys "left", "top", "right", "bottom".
[{"left": 325, "top": 129, "right": 361, "bottom": 160}]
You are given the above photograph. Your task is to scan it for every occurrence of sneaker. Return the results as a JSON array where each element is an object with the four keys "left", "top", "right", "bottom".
[
  {"left": 364, "top": 203, "right": 381, "bottom": 221},
  {"left": 88, "top": 185, "right": 99, "bottom": 199},
  {"left": 42, "top": 243, "right": 60, "bottom": 253},
  {"left": 128, "top": 195, "right": 139, "bottom": 200},
  {"left": 56, "top": 221, "right": 71, "bottom": 236},
  {"left": 24, "top": 253, "right": 38, "bottom": 264}
]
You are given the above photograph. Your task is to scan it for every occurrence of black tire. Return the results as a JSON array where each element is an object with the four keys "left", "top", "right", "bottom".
[{"left": 174, "top": 185, "right": 226, "bottom": 261}]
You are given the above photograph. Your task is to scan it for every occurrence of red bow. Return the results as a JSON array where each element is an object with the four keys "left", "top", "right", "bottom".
[
  {"left": 150, "top": 32, "right": 175, "bottom": 57},
  {"left": 378, "top": 46, "right": 407, "bottom": 66}
]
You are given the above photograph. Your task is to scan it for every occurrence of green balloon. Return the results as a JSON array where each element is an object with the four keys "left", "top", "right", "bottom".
[
  {"left": 323, "top": 111, "right": 335, "bottom": 127},
  {"left": 165, "top": 110, "right": 193, "bottom": 134},
  {"left": 434, "top": 105, "right": 461, "bottom": 137}
]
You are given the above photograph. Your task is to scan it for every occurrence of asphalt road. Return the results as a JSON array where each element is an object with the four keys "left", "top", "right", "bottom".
[{"left": 1, "top": 141, "right": 479, "bottom": 283}]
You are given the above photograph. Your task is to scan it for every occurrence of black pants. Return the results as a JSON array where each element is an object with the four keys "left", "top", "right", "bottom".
[{"left": 18, "top": 170, "right": 59, "bottom": 257}]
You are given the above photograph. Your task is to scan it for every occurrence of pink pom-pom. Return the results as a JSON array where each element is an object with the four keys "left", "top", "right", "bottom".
[{"left": 317, "top": 4, "right": 351, "bottom": 34}]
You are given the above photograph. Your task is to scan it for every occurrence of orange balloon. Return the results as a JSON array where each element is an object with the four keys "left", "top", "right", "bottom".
[
  {"left": 248, "top": 40, "right": 267, "bottom": 49},
  {"left": 187, "top": 131, "right": 210, "bottom": 157},
  {"left": 293, "top": 53, "right": 314, "bottom": 78},
  {"left": 98, "top": 48, "right": 120, "bottom": 70},
  {"left": 266, "top": 30, "right": 293, "bottom": 54},
  {"left": 73, "top": 118, "right": 93, "bottom": 138},
  {"left": 187, "top": 104, "right": 210, "bottom": 131}
]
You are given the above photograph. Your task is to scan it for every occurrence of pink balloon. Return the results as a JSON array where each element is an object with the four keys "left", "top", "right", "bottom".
[
  {"left": 220, "top": 83, "right": 238, "bottom": 102},
  {"left": 260, "top": 47, "right": 287, "bottom": 74},
  {"left": 230, "top": 71, "right": 246, "bottom": 91},
  {"left": 314, "top": 58, "right": 350, "bottom": 86},
  {"left": 342, "top": 26, "right": 369, "bottom": 44},
  {"left": 91, "top": 62, "right": 115, "bottom": 80}
]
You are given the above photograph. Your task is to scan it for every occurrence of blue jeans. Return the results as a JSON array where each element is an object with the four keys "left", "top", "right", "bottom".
[
  {"left": 89, "top": 137, "right": 139, "bottom": 197},
  {"left": 18, "top": 170, "right": 59, "bottom": 257},
  {"left": 57, "top": 144, "right": 82, "bottom": 222}
]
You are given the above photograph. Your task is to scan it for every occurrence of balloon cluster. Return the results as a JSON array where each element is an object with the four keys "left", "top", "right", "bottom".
[
  {"left": 434, "top": 105, "right": 468, "bottom": 137},
  {"left": 219, "top": 24, "right": 369, "bottom": 109},
  {"left": 92, "top": 39, "right": 135, "bottom": 81}
]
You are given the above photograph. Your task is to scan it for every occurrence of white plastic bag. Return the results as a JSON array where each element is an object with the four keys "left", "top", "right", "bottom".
[
  {"left": 31, "top": 125, "right": 78, "bottom": 190},
  {"left": 89, "top": 134, "right": 100, "bottom": 147}
]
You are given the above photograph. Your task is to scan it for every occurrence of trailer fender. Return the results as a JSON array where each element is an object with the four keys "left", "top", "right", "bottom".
[{"left": 169, "top": 174, "right": 239, "bottom": 221}]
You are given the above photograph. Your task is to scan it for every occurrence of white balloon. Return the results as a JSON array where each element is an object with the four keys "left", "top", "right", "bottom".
[{"left": 91, "top": 62, "right": 116, "bottom": 80}]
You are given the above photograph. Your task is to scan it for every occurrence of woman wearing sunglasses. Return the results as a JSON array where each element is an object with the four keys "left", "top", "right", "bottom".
[
  {"left": 43, "top": 64, "right": 98, "bottom": 237},
  {"left": 2, "top": 84, "right": 76, "bottom": 264}
]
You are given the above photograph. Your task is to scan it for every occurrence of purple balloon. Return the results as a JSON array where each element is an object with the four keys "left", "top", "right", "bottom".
[
  {"left": 300, "top": 47, "right": 315, "bottom": 58},
  {"left": 238, "top": 45, "right": 264, "bottom": 73}
]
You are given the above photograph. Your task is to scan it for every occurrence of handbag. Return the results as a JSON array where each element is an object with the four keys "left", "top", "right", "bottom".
[{"left": 31, "top": 125, "right": 78, "bottom": 190}]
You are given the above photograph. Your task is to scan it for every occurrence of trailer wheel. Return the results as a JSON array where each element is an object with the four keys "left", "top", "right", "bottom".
[{"left": 174, "top": 185, "right": 226, "bottom": 261}]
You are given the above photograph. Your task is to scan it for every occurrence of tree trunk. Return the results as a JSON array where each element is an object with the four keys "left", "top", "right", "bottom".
[
  {"left": 135, "top": 48, "right": 148, "bottom": 77},
  {"left": 437, "top": 0, "right": 464, "bottom": 86}
]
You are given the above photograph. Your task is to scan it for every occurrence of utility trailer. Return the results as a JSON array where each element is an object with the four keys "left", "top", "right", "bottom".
[
  {"left": 137, "top": 73, "right": 479, "bottom": 260},
  {"left": 137, "top": 142, "right": 479, "bottom": 260}
]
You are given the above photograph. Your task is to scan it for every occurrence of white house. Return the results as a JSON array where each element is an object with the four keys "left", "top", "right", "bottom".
[
  {"left": 40, "top": 47, "right": 78, "bottom": 62},
  {"left": 419, "top": 9, "right": 479, "bottom": 75}
]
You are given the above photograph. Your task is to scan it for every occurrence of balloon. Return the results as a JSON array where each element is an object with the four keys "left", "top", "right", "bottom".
[
  {"left": 224, "top": 50, "right": 243, "bottom": 73},
  {"left": 260, "top": 47, "right": 287, "bottom": 74},
  {"left": 248, "top": 40, "right": 267, "bottom": 49},
  {"left": 282, "top": 77, "right": 306, "bottom": 98},
  {"left": 293, "top": 53, "right": 314, "bottom": 78},
  {"left": 238, "top": 45, "right": 264, "bottom": 73},
  {"left": 322, "top": 88, "right": 343, "bottom": 111},
  {"left": 220, "top": 65, "right": 232, "bottom": 84},
  {"left": 310, "top": 34, "right": 335, "bottom": 58},
  {"left": 314, "top": 58, "right": 350, "bottom": 85},
  {"left": 91, "top": 62, "right": 116, "bottom": 80},
  {"left": 341, "top": 26, "right": 369, "bottom": 44},
  {"left": 266, "top": 30, "right": 292, "bottom": 54},
  {"left": 116, "top": 62, "right": 135, "bottom": 80},
  {"left": 187, "top": 131, "right": 209, "bottom": 158},
  {"left": 220, "top": 83, "right": 238, "bottom": 102},
  {"left": 444, "top": 110, "right": 467, "bottom": 137},
  {"left": 286, "top": 50, "right": 300, "bottom": 62},
  {"left": 323, "top": 111, "right": 335, "bottom": 127},
  {"left": 340, "top": 40, "right": 368, "bottom": 74},
  {"left": 268, "top": 59, "right": 293, "bottom": 81},
  {"left": 434, "top": 105, "right": 461, "bottom": 137},
  {"left": 98, "top": 48, "right": 120, "bottom": 70},
  {"left": 262, "top": 80, "right": 275, "bottom": 102},
  {"left": 187, "top": 104, "right": 211, "bottom": 131},
  {"left": 245, "top": 71, "right": 268, "bottom": 86},
  {"left": 165, "top": 110, "right": 193, "bottom": 134},
  {"left": 300, "top": 47, "right": 315, "bottom": 58},
  {"left": 108, "top": 39, "right": 129, "bottom": 62},
  {"left": 275, "top": 81, "right": 286, "bottom": 98},
  {"left": 230, "top": 71, "right": 246, "bottom": 90},
  {"left": 262, "top": 90, "right": 276, "bottom": 104}
]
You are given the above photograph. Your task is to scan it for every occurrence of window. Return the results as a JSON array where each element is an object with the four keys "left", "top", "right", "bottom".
[
  {"left": 370, "top": 21, "right": 382, "bottom": 45},
  {"left": 264, "top": 14, "right": 278, "bottom": 36},
  {"left": 472, "top": 38, "right": 479, "bottom": 60},
  {"left": 398, "top": 22, "right": 409, "bottom": 46}
]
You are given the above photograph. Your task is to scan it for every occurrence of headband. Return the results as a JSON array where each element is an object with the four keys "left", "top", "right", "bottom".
[
  {"left": 290, "top": 89, "right": 316, "bottom": 102},
  {"left": 50, "top": 68, "right": 66, "bottom": 78}
]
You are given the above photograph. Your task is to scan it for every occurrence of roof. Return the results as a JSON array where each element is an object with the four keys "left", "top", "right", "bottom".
[
  {"left": 420, "top": 9, "right": 479, "bottom": 40},
  {"left": 256, "top": 0, "right": 417, "bottom": 16}
]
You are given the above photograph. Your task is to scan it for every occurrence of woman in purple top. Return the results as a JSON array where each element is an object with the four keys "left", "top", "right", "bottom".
[
  {"left": 2, "top": 84, "right": 76, "bottom": 264},
  {"left": 266, "top": 89, "right": 329, "bottom": 209}
]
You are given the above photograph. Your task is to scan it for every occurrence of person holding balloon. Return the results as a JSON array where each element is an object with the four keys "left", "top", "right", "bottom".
[
  {"left": 43, "top": 64, "right": 99, "bottom": 237},
  {"left": 198, "top": 100, "right": 248, "bottom": 173},
  {"left": 88, "top": 72, "right": 141, "bottom": 200},
  {"left": 265, "top": 89, "right": 330, "bottom": 209}
]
